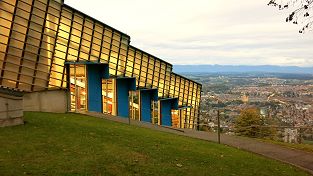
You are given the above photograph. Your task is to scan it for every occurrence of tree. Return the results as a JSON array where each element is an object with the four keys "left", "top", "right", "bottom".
[
  {"left": 235, "top": 108, "right": 262, "bottom": 137},
  {"left": 235, "top": 108, "right": 277, "bottom": 139},
  {"left": 268, "top": 0, "right": 313, "bottom": 33}
]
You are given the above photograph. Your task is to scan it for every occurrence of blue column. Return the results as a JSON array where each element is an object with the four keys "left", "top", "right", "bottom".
[
  {"left": 86, "top": 63, "right": 109, "bottom": 113},
  {"left": 116, "top": 77, "right": 136, "bottom": 117},
  {"left": 159, "top": 98, "right": 178, "bottom": 126},
  {"left": 140, "top": 89, "right": 158, "bottom": 123}
]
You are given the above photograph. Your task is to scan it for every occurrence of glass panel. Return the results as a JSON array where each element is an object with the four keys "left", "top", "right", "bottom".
[
  {"left": 70, "top": 64, "right": 87, "bottom": 112},
  {"left": 102, "top": 79, "right": 116, "bottom": 115}
]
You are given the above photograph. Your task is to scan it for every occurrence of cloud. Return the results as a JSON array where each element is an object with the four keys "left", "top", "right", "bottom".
[{"left": 65, "top": 0, "right": 313, "bottom": 66}]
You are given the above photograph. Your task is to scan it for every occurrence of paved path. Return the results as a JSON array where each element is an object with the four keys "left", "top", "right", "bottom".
[
  {"left": 184, "top": 130, "right": 313, "bottom": 175},
  {"left": 84, "top": 112, "right": 313, "bottom": 175}
]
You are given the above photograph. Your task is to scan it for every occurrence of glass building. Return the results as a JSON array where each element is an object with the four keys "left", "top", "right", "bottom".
[{"left": 0, "top": 0, "right": 202, "bottom": 129}]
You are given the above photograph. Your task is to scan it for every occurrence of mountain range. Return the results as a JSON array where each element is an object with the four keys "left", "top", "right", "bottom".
[{"left": 173, "top": 65, "right": 313, "bottom": 74}]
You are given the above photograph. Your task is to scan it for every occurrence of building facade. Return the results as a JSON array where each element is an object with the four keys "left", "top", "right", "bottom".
[{"left": 0, "top": 0, "right": 201, "bottom": 129}]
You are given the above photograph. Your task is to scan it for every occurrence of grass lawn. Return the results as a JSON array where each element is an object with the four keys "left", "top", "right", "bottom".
[
  {"left": 0, "top": 112, "right": 309, "bottom": 176},
  {"left": 258, "top": 139, "right": 313, "bottom": 154}
]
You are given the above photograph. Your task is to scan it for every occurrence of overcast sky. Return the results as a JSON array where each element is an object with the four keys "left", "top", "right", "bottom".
[{"left": 65, "top": 0, "right": 313, "bottom": 66}]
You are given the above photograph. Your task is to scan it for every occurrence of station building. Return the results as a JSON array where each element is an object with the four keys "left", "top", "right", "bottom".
[{"left": 0, "top": 0, "right": 202, "bottom": 128}]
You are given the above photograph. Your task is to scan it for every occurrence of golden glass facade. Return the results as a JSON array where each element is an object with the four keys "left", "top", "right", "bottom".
[
  {"left": 169, "top": 73, "right": 201, "bottom": 129},
  {"left": 125, "top": 46, "right": 172, "bottom": 98},
  {"left": 0, "top": 0, "right": 130, "bottom": 91},
  {"left": 0, "top": 0, "right": 59, "bottom": 91},
  {"left": 51, "top": 4, "right": 130, "bottom": 89},
  {"left": 0, "top": 0, "right": 201, "bottom": 129}
]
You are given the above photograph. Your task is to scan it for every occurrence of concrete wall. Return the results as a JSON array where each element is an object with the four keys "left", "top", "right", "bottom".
[
  {"left": 23, "top": 89, "right": 68, "bottom": 113},
  {"left": 0, "top": 93, "right": 24, "bottom": 127}
]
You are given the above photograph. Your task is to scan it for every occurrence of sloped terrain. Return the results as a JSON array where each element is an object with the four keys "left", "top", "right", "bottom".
[{"left": 0, "top": 112, "right": 308, "bottom": 176}]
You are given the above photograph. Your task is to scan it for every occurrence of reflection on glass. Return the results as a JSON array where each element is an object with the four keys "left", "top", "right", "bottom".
[
  {"left": 102, "top": 79, "right": 114, "bottom": 115},
  {"left": 129, "top": 91, "right": 139, "bottom": 120},
  {"left": 70, "top": 64, "right": 87, "bottom": 112},
  {"left": 171, "top": 110, "right": 179, "bottom": 128}
]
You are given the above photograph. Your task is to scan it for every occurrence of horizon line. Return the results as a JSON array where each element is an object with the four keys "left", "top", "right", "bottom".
[{"left": 173, "top": 64, "right": 313, "bottom": 68}]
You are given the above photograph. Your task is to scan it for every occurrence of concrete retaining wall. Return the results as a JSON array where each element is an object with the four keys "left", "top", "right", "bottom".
[
  {"left": 0, "top": 93, "right": 24, "bottom": 127},
  {"left": 23, "top": 89, "right": 68, "bottom": 113}
]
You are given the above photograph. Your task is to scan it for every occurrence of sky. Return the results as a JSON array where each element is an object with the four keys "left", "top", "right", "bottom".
[{"left": 65, "top": 0, "right": 313, "bottom": 66}]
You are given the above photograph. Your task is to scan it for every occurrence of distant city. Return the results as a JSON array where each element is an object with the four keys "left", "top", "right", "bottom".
[{"left": 180, "top": 68, "right": 313, "bottom": 142}]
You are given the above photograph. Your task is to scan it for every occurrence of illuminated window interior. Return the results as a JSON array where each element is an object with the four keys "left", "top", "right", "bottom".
[{"left": 70, "top": 64, "right": 87, "bottom": 112}]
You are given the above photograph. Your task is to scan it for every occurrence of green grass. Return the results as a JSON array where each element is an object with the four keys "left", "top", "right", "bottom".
[
  {"left": 258, "top": 139, "right": 313, "bottom": 154},
  {"left": 0, "top": 112, "right": 309, "bottom": 176},
  {"left": 304, "top": 140, "right": 313, "bottom": 145}
]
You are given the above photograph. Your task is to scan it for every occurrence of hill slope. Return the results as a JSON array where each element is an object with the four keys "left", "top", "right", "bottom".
[{"left": 0, "top": 112, "right": 308, "bottom": 175}]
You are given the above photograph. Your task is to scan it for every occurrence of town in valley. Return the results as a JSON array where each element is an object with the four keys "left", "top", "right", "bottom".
[{"left": 183, "top": 71, "right": 313, "bottom": 143}]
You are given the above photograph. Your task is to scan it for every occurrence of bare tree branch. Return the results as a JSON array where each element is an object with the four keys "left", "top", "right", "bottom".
[{"left": 268, "top": 0, "right": 313, "bottom": 33}]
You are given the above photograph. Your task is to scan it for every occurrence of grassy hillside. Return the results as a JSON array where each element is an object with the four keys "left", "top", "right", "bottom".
[{"left": 0, "top": 112, "right": 308, "bottom": 176}]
